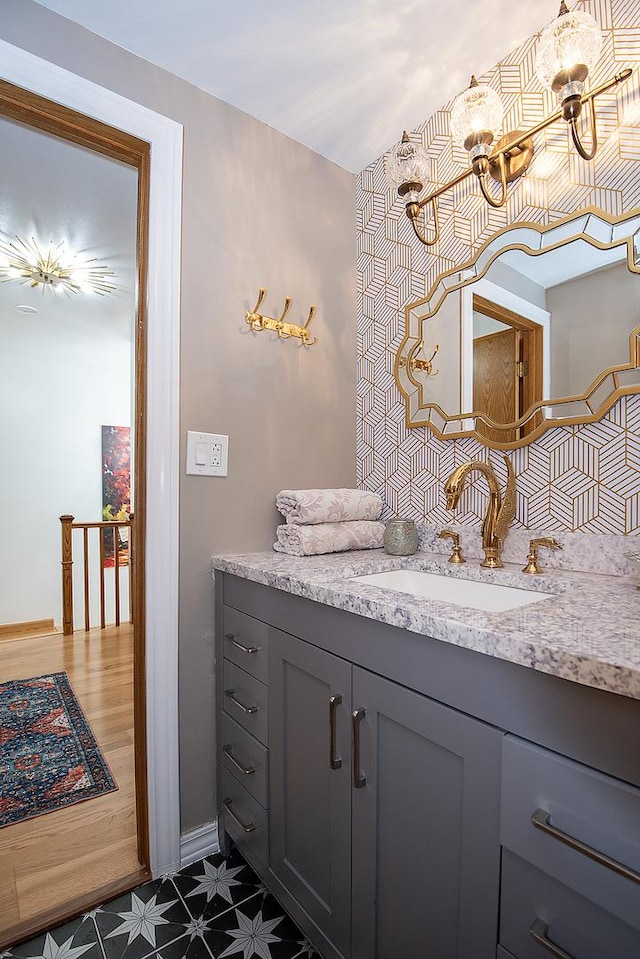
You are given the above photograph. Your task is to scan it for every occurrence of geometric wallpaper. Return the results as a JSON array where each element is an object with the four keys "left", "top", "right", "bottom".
[{"left": 356, "top": 0, "right": 640, "bottom": 535}]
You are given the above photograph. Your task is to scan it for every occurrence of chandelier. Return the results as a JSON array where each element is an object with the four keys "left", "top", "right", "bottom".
[{"left": 0, "top": 234, "right": 115, "bottom": 295}]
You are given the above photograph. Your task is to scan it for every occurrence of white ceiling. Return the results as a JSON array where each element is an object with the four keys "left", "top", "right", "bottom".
[
  {"left": 33, "top": 0, "right": 548, "bottom": 172},
  {"left": 0, "top": 114, "right": 138, "bottom": 343}
]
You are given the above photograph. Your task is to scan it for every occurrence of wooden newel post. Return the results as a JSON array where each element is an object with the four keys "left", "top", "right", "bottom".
[{"left": 60, "top": 514, "right": 75, "bottom": 635}]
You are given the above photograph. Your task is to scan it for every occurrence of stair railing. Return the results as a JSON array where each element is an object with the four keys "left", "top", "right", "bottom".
[{"left": 60, "top": 514, "right": 134, "bottom": 634}]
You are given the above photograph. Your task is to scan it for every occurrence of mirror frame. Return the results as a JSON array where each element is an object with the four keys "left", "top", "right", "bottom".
[{"left": 395, "top": 205, "right": 640, "bottom": 449}]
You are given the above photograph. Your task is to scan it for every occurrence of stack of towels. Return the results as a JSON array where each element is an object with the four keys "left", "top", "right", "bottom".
[{"left": 274, "top": 488, "right": 385, "bottom": 556}]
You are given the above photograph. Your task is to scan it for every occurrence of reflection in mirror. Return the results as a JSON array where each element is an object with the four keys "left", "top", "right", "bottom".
[{"left": 396, "top": 208, "right": 640, "bottom": 448}]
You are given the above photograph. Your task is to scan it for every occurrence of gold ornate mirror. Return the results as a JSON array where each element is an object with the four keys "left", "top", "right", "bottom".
[{"left": 396, "top": 207, "right": 640, "bottom": 448}]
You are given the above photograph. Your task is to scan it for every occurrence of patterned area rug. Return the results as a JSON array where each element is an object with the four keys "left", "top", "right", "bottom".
[{"left": 0, "top": 671, "right": 117, "bottom": 827}]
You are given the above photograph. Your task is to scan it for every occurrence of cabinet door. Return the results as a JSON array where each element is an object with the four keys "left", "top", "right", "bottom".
[
  {"left": 351, "top": 667, "right": 502, "bottom": 959},
  {"left": 269, "top": 628, "right": 352, "bottom": 958}
]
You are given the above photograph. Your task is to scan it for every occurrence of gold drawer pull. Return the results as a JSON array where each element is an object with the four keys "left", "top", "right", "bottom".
[
  {"left": 329, "top": 694, "right": 343, "bottom": 770},
  {"left": 532, "top": 808, "right": 640, "bottom": 884},
  {"left": 530, "top": 919, "right": 575, "bottom": 959},
  {"left": 225, "top": 632, "right": 260, "bottom": 654},
  {"left": 222, "top": 798, "right": 256, "bottom": 833},
  {"left": 225, "top": 688, "right": 259, "bottom": 715},
  {"left": 223, "top": 744, "right": 255, "bottom": 776}
]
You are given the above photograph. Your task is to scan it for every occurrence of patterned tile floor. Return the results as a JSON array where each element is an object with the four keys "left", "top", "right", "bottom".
[{"left": 1, "top": 848, "right": 323, "bottom": 959}]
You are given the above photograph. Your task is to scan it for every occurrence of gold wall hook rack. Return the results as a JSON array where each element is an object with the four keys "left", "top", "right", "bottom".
[
  {"left": 399, "top": 340, "right": 439, "bottom": 376},
  {"left": 245, "top": 288, "right": 318, "bottom": 346}
]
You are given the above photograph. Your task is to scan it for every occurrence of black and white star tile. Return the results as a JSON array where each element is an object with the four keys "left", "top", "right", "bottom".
[{"left": 1, "top": 849, "right": 323, "bottom": 959}]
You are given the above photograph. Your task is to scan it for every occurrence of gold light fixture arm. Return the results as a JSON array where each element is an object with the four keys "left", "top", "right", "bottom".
[
  {"left": 478, "top": 153, "right": 508, "bottom": 209},
  {"left": 408, "top": 67, "right": 631, "bottom": 237},
  {"left": 569, "top": 95, "right": 598, "bottom": 161},
  {"left": 245, "top": 287, "right": 318, "bottom": 347},
  {"left": 409, "top": 196, "right": 440, "bottom": 246}
]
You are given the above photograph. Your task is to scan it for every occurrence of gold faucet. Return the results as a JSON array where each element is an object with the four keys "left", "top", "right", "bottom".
[
  {"left": 444, "top": 455, "right": 517, "bottom": 569},
  {"left": 522, "top": 537, "right": 563, "bottom": 574},
  {"left": 438, "top": 528, "right": 466, "bottom": 564}
]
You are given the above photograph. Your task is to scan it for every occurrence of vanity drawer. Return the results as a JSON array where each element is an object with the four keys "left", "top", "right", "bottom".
[
  {"left": 500, "top": 850, "right": 640, "bottom": 959},
  {"left": 223, "top": 659, "right": 268, "bottom": 746},
  {"left": 220, "top": 769, "right": 268, "bottom": 870},
  {"left": 223, "top": 606, "right": 269, "bottom": 683},
  {"left": 221, "top": 712, "right": 268, "bottom": 808},
  {"left": 501, "top": 735, "right": 640, "bottom": 930}
]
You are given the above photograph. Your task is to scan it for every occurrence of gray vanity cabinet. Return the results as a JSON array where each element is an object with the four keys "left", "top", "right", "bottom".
[
  {"left": 350, "top": 667, "right": 502, "bottom": 959},
  {"left": 267, "top": 624, "right": 502, "bottom": 959},
  {"left": 215, "top": 571, "right": 640, "bottom": 959},
  {"left": 268, "top": 627, "right": 352, "bottom": 959}
]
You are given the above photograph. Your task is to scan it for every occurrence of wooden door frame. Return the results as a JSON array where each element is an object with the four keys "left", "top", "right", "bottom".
[
  {"left": 462, "top": 278, "right": 551, "bottom": 416},
  {"left": 0, "top": 77, "right": 152, "bottom": 869},
  {"left": 473, "top": 294, "right": 544, "bottom": 435},
  {"left": 472, "top": 293, "right": 543, "bottom": 415},
  {"left": 0, "top": 40, "right": 182, "bottom": 878}
]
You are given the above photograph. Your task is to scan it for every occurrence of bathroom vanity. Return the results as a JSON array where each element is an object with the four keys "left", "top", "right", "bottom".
[{"left": 212, "top": 550, "right": 640, "bottom": 959}]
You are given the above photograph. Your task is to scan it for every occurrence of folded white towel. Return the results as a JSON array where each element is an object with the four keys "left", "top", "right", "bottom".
[
  {"left": 276, "top": 488, "right": 382, "bottom": 525},
  {"left": 273, "top": 520, "right": 385, "bottom": 556}
]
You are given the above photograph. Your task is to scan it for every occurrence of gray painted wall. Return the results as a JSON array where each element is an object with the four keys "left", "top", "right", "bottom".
[
  {"left": 2, "top": 0, "right": 357, "bottom": 832},
  {"left": 547, "top": 261, "right": 640, "bottom": 397}
]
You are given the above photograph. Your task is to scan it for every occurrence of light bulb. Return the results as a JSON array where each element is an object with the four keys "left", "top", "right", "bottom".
[
  {"left": 450, "top": 77, "right": 504, "bottom": 161},
  {"left": 385, "top": 132, "right": 430, "bottom": 203},
  {"left": 536, "top": 2, "right": 602, "bottom": 98}
]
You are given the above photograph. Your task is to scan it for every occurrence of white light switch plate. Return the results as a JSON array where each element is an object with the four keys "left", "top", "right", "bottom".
[{"left": 186, "top": 431, "right": 229, "bottom": 476}]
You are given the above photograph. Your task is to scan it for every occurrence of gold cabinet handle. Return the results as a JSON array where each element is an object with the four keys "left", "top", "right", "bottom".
[
  {"left": 222, "top": 744, "right": 255, "bottom": 776},
  {"left": 225, "top": 632, "right": 260, "bottom": 654},
  {"left": 329, "top": 694, "right": 343, "bottom": 770},
  {"left": 224, "top": 688, "right": 259, "bottom": 715},
  {"left": 222, "top": 797, "right": 256, "bottom": 833},
  {"left": 531, "top": 808, "right": 640, "bottom": 884},
  {"left": 352, "top": 708, "right": 366, "bottom": 789},
  {"left": 530, "top": 919, "right": 575, "bottom": 959}
]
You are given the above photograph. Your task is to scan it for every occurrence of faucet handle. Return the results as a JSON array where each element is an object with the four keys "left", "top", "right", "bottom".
[
  {"left": 522, "top": 537, "right": 563, "bottom": 574},
  {"left": 438, "top": 528, "right": 466, "bottom": 565}
]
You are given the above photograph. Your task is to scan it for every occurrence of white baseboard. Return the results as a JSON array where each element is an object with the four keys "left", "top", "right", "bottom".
[{"left": 180, "top": 819, "right": 220, "bottom": 869}]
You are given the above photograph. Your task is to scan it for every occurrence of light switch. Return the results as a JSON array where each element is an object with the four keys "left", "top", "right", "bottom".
[{"left": 186, "top": 431, "right": 229, "bottom": 476}]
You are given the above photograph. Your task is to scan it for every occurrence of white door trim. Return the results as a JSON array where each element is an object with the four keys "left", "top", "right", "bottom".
[{"left": 0, "top": 39, "right": 183, "bottom": 875}]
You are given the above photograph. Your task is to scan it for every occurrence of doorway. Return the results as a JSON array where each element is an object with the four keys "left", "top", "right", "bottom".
[
  {"left": 0, "top": 36, "right": 182, "bottom": 915},
  {"left": 472, "top": 294, "right": 544, "bottom": 443},
  {"left": 0, "top": 79, "right": 152, "bottom": 948}
]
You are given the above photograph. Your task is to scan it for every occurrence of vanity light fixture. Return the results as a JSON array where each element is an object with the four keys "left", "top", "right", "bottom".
[
  {"left": 0, "top": 234, "right": 115, "bottom": 295},
  {"left": 386, "top": 1, "right": 633, "bottom": 246}
]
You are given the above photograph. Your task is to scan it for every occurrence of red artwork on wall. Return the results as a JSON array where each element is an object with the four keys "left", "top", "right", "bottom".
[{"left": 101, "top": 425, "right": 131, "bottom": 567}]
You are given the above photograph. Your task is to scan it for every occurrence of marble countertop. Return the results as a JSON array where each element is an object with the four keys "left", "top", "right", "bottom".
[{"left": 211, "top": 549, "right": 640, "bottom": 700}]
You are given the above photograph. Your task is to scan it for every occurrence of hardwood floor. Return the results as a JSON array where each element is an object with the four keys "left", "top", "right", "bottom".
[{"left": 0, "top": 624, "right": 147, "bottom": 947}]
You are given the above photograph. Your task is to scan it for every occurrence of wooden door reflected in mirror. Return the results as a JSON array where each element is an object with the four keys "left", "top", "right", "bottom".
[{"left": 472, "top": 295, "right": 543, "bottom": 443}]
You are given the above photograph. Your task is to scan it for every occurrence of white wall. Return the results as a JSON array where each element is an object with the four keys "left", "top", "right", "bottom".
[
  {"left": 1, "top": 0, "right": 358, "bottom": 832},
  {"left": 0, "top": 299, "right": 132, "bottom": 627},
  {"left": 547, "top": 261, "right": 640, "bottom": 397}
]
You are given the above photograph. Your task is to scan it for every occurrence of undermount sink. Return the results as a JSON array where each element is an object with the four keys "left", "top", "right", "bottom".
[{"left": 350, "top": 569, "right": 554, "bottom": 613}]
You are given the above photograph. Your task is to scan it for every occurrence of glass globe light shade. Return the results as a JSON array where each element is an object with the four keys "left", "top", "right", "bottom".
[
  {"left": 385, "top": 134, "right": 429, "bottom": 191},
  {"left": 536, "top": 7, "right": 602, "bottom": 91},
  {"left": 450, "top": 80, "right": 504, "bottom": 152}
]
